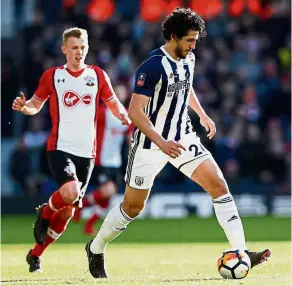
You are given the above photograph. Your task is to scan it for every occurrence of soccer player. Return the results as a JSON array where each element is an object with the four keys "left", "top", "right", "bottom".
[
  {"left": 84, "top": 8, "right": 271, "bottom": 278},
  {"left": 12, "top": 27, "right": 130, "bottom": 273},
  {"left": 73, "top": 101, "right": 133, "bottom": 235}
]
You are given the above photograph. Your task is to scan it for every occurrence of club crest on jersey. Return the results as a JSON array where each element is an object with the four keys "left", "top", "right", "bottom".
[
  {"left": 63, "top": 91, "right": 92, "bottom": 108},
  {"left": 84, "top": 76, "right": 95, "bottom": 86},
  {"left": 137, "top": 73, "right": 146, "bottom": 87},
  {"left": 64, "top": 165, "right": 74, "bottom": 177},
  {"left": 135, "top": 176, "right": 144, "bottom": 186}
]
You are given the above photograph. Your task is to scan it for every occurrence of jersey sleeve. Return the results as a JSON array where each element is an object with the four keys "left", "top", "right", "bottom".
[
  {"left": 34, "top": 68, "right": 54, "bottom": 101},
  {"left": 94, "top": 66, "right": 115, "bottom": 102},
  {"left": 133, "top": 58, "right": 161, "bottom": 97}
]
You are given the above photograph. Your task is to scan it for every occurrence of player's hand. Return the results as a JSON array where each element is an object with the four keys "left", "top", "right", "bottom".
[
  {"left": 200, "top": 115, "right": 216, "bottom": 139},
  {"left": 118, "top": 113, "right": 131, "bottom": 125},
  {"left": 12, "top": 92, "right": 26, "bottom": 111},
  {"left": 159, "top": 140, "right": 186, "bottom": 159}
]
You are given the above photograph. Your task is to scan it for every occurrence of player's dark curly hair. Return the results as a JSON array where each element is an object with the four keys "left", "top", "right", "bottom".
[{"left": 162, "top": 8, "right": 207, "bottom": 40}]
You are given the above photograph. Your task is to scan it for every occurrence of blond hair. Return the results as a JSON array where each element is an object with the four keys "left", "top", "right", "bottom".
[{"left": 62, "top": 27, "right": 88, "bottom": 45}]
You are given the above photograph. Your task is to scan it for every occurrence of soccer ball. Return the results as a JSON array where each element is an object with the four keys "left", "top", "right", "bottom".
[{"left": 217, "top": 249, "right": 251, "bottom": 279}]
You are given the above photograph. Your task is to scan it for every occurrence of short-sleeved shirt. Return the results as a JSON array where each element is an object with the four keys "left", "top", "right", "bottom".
[
  {"left": 34, "top": 64, "right": 115, "bottom": 158},
  {"left": 132, "top": 46, "right": 196, "bottom": 150}
]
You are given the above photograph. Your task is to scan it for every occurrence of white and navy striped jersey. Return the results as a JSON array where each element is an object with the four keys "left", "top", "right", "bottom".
[{"left": 133, "top": 46, "right": 196, "bottom": 149}]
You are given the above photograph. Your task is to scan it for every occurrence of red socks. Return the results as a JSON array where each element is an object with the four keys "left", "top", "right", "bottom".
[
  {"left": 31, "top": 207, "right": 74, "bottom": 257},
  {"left": 31, "top": 237, "right": 54, "bottom": 257},
  {"left": 42, "top": 191, "right": 69, "bottom": 220}
]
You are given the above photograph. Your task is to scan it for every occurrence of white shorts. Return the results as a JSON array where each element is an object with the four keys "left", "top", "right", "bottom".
[{"left": 125, "top": 133, "right": 212, "bottom": 189}]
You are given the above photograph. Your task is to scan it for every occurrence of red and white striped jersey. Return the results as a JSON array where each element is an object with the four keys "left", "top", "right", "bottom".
[
  {"left": 95, "top": 104, "right": 133, "bottom": 168},
  {"left": 34, "top": 64, "right": 115, "bottom": 158}
]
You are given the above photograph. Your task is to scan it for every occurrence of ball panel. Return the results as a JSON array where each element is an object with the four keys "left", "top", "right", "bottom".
[
  {"left": 224, "top": 254, "right": 239, "bottom": 268},
  {"left": 219, "top": 266, "right": 233, "bottom": 279},
  {"left": 233, "top": 263, "right": 249, "bottom": 279},
  {"left": 217, "top": 258, "right": 223, "bottom": 269}
]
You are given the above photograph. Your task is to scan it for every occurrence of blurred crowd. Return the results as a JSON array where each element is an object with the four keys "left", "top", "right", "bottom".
[{"left": 2, "top": 0, "right": 291, "bottom": 198}]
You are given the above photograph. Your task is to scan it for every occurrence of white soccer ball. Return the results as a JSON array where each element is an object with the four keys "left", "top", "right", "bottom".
[{"left": 217, "top": 249, "right": 251, "bottom": 279}]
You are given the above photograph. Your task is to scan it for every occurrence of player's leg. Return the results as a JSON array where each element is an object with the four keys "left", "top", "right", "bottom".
[
  {"left": 89, "top": 148, "right": 167, "bottom": 253},
  {"left": 191, "top": 158, "right": 248, "bottom": 249},
  {"left": 170, "top": 134, "right": 247, "bottom": 249},
  {"left": 69, "top": 155, "right": 96, "bottom": 229},
  {"left": 33, "top": 151, "right": 81, "bottom": 245},
  {"left": 171, "top": 134, "right": 270, "bottom": 267},
  {"left": 190, "top": 158, "right": 271, "bottom": 267},
  {"left": 85, "top": 185, "right": 150, "bottom": 278},
  {"left": 86, "top": 148, "right": 168, "bottom": 278},
  {"left": 90, "top": 185, "right": 150, "bottom": 252},
  {"left": 27, "top": 206, "right": 75, "bottom": 272}
]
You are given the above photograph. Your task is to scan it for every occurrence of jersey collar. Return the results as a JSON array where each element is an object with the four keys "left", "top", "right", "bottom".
[
  {"left": 64, "top": 64, "right": 87, "bottom": 78},
  {"left": 160, "top": 46, "right": 183, "bottom": 66}
]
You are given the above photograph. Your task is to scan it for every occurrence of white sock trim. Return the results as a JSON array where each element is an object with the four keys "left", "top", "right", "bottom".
[
  {"left": 47, "top": 227, "right": 61, "bottom": 240},
  {"left": 213, "top": 193, "right": 233, "bottom": 204},
  {"left": 48, "top": 197, "right": 59, "bottom": 211},
  {"left": 120, "top": 204, "right": 133, "bottom": 221}
]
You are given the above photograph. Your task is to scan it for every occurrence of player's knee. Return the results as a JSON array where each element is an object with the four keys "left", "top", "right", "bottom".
[
  {"left": 59, "top": 181, "right": 79, "bottom": 204},
  {"left": 210, "top": 177, "right": 229, "bottom": 197},
  {"left": 59, "top": 206, "right": 75, "bottom": 220},
  {"left": 122, "top": 201, "right": 145, "bottom": 218},
  {"left": 62, "top": 189, "right": 79, "bottom": 204}
]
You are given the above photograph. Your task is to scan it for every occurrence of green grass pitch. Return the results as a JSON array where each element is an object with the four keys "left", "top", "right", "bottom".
[{"left": 1, "top": 216, "right": 291, "bottom": 285}]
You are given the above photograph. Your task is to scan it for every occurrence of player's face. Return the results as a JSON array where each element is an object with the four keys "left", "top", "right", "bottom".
[
  {"left": 62, "top": 36, "right": 89, "bottom": 68},
  {"left": 175, "top": 30, "right": 199, "bottom": 59}
]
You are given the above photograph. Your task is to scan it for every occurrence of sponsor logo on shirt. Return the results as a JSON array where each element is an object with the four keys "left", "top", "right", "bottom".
[{"left": 63, "top": 91, "right": 92, "bottom": 108}]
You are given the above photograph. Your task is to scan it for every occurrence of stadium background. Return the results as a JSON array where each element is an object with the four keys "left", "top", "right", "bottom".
[
  {"left": 1, "top": 0, "right": 291, "bottom": 239},
  {"left": 1, "top": 1, "right": 291, "bottom": 284}
]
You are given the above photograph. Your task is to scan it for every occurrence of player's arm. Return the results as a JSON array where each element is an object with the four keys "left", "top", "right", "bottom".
[
  {"left": 128, "top": 93, "right": 185, "bottom": 158},
  {"left": 12, "top": 92, "right": 46, "bottom": 115},
  {"left": 104, "top": 96, "right": 130, "bottom": 125},
  {"left": 189, "top": 87, "right": 216, "bottom": 139},
  {"left": 12, "top": 69, "right": 52, "bottom": 115},
  {"left": 97, "top": 67, "right": 130, "bottom": 125},
  {"left": 128, "top": 93, "right": 165, "bottom": 147}
]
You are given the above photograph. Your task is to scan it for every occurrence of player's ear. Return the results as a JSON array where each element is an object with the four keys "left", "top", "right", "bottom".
[
  {"left": 61, "top": 45, "right": 66, "bottom": 55},
  {"left": 170, "top": 33, "right": 179, "bottom": 42}
]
